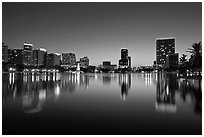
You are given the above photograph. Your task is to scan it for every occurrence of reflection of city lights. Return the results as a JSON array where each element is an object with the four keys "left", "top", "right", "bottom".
[
  {"left": 48, "top": 75, "right": 50, "bottom": 81},
  {"left": 39, "top": 90, "right": 46, "bottom": 100},
  {"left": 32, "top": 73, "right": 35, "bottom": 81},
  {"left": 155, "top": 102, "right": 177, "bottom": 113},
  {"left": 9, "top": 73, "right": 15, "bottom": 84},
  {"left": 23, "top": 93, "right": 33, "bottom": 106},
  {"left": 53, "top": 73, "right": 55, "bottom": 81},
  {"left": 155, "top": 73, "right": 158, "bottom": 81},
  {"left": 94, "top": 74, "right": 98, "bottom": 80},
  {"left": 13, "top": 89, "right": 16, "bottom": 99},
  {"left": 9, "top": 73, "right": 12, "bottom": 84},
  {"left": 166, "top": 85, "right": 169, "bottom": 95},
  {"left": 12, "top": 73, "right": 14, "bottom": 83},
  {"left": 23, "top": 73, "right": 27, "bottom": 82},
  {"left": 55, "top": 84, "right": 60, "bottom": 96},
  {"left": 36, "top": 75, "right": 39, "bottom": 81},
  {"left": 42, "top": 73, "right": 46, "bottom": 81},
  {"left": 55, "top": 84, "right": 60, "bottom": 101},
  {"left": 144, "top": 73, "right": 153, "bottom": 86},
  {"left": 121, "top": 94, "right": 126, "bottom": 101},
  {"left": 76, "top": 73, "right": 80, "bottom": 85},
  {"left": 56, "top": 73, "right": 60, "bottom": 81}
]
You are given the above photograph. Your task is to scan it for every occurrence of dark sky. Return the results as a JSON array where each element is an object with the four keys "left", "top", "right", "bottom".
[{"left": 2, "top": 2, "right": 202, "bottom": 66}]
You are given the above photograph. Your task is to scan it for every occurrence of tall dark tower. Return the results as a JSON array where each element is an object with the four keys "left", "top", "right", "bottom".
[
  {"left": 2, "top": 43, "right": 8, "bottom": 62},
  {"left": 22, "top": 43, "right": 33, "bottom": 66},
  {"left": 119, "top": 48, "right": 131, "bottom": 69},
  {"left": 156, "top": 37, "right": 175, "bottom": 66},
  {"left": 121, "top": 48, "right": 128, "bottom": 59}
]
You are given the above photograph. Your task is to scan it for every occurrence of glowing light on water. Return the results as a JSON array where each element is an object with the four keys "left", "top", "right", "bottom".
[
  {"left": 36, "top": 75, "right": 39, "bottom": 81},
  {"left": 55, "top": 84, "right": 60, "bottom": 97},
  {"left": 54, "top": 84, "right": 60, "bottom": 101},
  {"left": 32, "top": 73, "right": 35, "bottom": 81},
  {"left": 76, "top": 73, "right": 80, "bottom": 85},
  {"left": 53, "top": 73, "right": 56, "bottom": 81},
  {"left": 39, "top": 90, "right": 46, "bottom": 100},
  {"left": 9, "top": 73, "right": 14, "bottom": 84}
]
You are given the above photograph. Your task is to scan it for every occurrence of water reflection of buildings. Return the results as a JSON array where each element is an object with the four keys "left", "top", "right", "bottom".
[
  {"left": 119, "top": 73, "right": 131, "bottom": 100},
  {"left": 61, "top": 73, "right": 89, "bottom": 93},
  {"left": 139, "top": 72, "right": 157, "bottom": 86},
  {"left": 155, "top": 73, "right": 177, "bottom": 113},
  {"left": 178, "top": 78, "right": 202, "bottom": 115},
  {"left": 102, "top": 73, "right": 117, "bottom": 85},
  {"left": 3, "top": 72, "right": 89, "bottom": 114},
  {"left": 21, "top": 72, "right": 60, "bottom": 113},
  {"left": 155, "top": 72, "right": 202, "bottom": 115}
]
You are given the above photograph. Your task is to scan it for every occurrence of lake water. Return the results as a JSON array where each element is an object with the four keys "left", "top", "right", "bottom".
[{"left": 2, "top": 72, "right": 202, "bottom": 135}]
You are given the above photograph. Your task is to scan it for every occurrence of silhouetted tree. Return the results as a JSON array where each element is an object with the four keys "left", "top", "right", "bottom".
[
  {"left": 186, "top": 42, "right": 202, "bottom": 69},
  {"left": 178, "top": 54, "right": 189, "bottom": 75},
  {"left": 179, "top": 54, "right": 187, "bottom": 64}
]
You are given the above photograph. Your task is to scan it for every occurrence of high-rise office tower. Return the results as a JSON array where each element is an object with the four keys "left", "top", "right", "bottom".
[
  {"left": 22, "top": 43, "right": 33, "bottom": 66},
  {"left": 166, "top": 53, "right": 179, "bottom": 69},
  {"left": 33, "top": 48, "right": 47, "bottom": 67},
  {"left": 47, "top": 53, "right": 61, "bottom": 67},
  {"left": 156, "top": 38, "right": 175, "bottom": 66},
  {"left": 2, "top": 43, "right": 8, "bottom": 62},
  {"left": 121, "top": 48, "right": 128, "bottom": 59},
  {"left": 62, "top": 53, "right": 76, "bottom": 66},
  {"left": 119, "top": 48, "right": 131, "bottom": 68},
  {"left": 102, "top": 61, "right": 111, "bottom": 69},
  {"left": 8, "top": 49, "right": 23, "bottom": 65},
  {"left": 128, "top": 56, "right": 131, "bottom": 68},
  {"left": 80, "top": 56, "right": 89, "bottom": 68}
]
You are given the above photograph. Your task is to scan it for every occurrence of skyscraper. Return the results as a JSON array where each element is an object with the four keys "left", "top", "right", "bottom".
[
  {"left": 166, "top": 53, "right": 179, "bottom": 69},
  {"left": 8, "top": 49, "right": 23, "bottom": 65},
  {"left": 47, "top": 53, "right": 61, "bottom": 67},
  {"left": 121, "top": 48, "right": 128, "bottom": 59},
  {"left": 128, "top": 56, "right": 131, "bottom": 68},
  {"left": 2, "top": 43, "right": 8, "bottom": 62},
  {"left": 33, "top": 48, "right": 47, "bottom": 67},
  {"left": 80, "top": 56, "right": 89, "bottom": 68},
  {"left": 102, "top": 61, "right": 111, "bottom": 69},
  {"left": 8, "top": 49, "right": 15, "bottom": 65},
  {"left": 22, "top": 43, "right": 33, "bottom": 66},
  {"left": 156, "top": 38, "right": 175, "bottom": 66},
  {"left": 119, "top": 48, "right": 131, "bottom": 68},
  {"left": 62, "top": 53, "right": 76, "bottom": 67},
  {"left": 119, "top": 73, "right": 131, "bottom": 100}
]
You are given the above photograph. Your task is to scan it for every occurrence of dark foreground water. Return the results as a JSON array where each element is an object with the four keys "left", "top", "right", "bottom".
[{"left": 2, "top": 72, "right": 202, "bottom": 135}]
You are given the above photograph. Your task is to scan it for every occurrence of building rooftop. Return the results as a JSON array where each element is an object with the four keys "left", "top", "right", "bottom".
[
  {"left": 54, "top": 53, "right": 60, "bottom": 56},
  {"left": 24, "top": 43, "right": 33, "bottom": 46},
  {"left": 39, "top": 48, "right": 47, "bottom": 52},
  {"left": 156, "top": 37, "right": 175, "bottom": 40}
]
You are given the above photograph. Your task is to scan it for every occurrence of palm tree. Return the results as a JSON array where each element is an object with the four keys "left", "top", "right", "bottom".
[
  {"left": 179, "top": 54, "right": 189, "bottom": 76},
  {"left": 186, "top": 42, "right": 202, "bottom": 69},
  {"left": 179, "top": 54, "right": 187, "bottom": 64}
]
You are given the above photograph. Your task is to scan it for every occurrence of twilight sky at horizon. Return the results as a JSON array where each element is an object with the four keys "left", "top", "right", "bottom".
[{"left": 3, "top": 2, "right": 201, "bottom": 66}]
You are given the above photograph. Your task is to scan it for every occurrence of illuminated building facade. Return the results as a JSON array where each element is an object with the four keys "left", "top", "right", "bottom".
[
  {"left": 8, "top": 49, "right": 23, "bottom": 65},
  {"left": 119, "top": 48, "right": 131, "bottom": 68},
  {"left": 62, "top": 53, "right": 76, "bottom": 66},
  {"left": 156, "top": 38, "right": 175, "bottom": 66},
  {"left": 2, "top": 43, "right": 8, "bottom": 62},
  {"left": 80, "top": 56, "right": 89, "bottom": 68},
  {"left": 33, "top": 48, "right": 47, "bottom": 67},
  {"left": 166, "top": 53, "right": 179, "bottom": 69},
  {"left": 47, "top": 53, "right": 61, "bottom": 67},
  {"left": 22, "top": 43, "right": 33, "bottom": 66},
  {"left": 103, "top": 61, "right": 111, "bottom": 69}
]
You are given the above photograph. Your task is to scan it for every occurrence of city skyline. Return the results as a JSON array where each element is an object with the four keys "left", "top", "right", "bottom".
[{"left": 3, "top": 2, "right": 201, "bottom": 66}]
